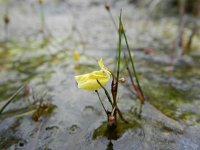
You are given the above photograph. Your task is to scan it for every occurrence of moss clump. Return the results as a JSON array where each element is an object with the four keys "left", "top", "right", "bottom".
[{"left": 93, "top": 119, "right": 141, "bottom": 140}]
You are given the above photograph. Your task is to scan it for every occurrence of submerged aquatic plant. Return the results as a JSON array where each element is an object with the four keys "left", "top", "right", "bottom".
[{"left": 75, "top": 58, "right": 111, "bottom": 91}]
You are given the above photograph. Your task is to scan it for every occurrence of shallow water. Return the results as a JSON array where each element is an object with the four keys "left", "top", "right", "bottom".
[{"left": 0, "top": 0, "right": 200, "bottom": 149}]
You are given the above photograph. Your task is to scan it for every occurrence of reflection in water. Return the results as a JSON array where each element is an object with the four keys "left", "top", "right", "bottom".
[
  {"left": 106, "top": 126, "right": 119, "bottom": 141},
  {"left": 106, "top": 141, "right": 113, "bottom": 150}
]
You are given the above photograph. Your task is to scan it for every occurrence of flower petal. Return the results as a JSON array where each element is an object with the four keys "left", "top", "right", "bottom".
[
  {"left": 75, "top": 58, "right": 111, "bottom": 91},
  {"left": 75, "top": 70, "right": 110, "bottom": 91},
  {"left": 98, "top": 58, "right": 104, "bottom": 70}
]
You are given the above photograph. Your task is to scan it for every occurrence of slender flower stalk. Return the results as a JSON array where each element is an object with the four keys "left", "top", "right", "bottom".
[
  {"left": 95, "top": 90, "right": 107, "bottom": 114},
  {"left": 104, "top": 3, "right": 118, "bottom": 31},
  {"left": 104, "top": 3, "right": 121, "bottom": 75},
  {"left": 97, "top": 80, "right": 113, "bottom": 108}
]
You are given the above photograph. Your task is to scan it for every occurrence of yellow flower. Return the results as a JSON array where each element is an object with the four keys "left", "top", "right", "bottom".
[
  {"left": 73, "top": 51, "right": 80, "bottom": 61},
  {"left": 75, "top": 58, "right": 111, "bottom": 91}
]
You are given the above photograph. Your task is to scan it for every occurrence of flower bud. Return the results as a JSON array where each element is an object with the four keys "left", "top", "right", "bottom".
[
  {"left": 119, "top": 77, "right": 126, "bottom": 83},
  {"left": 104, "top": 3, "right": 110, "bottom": 11}
]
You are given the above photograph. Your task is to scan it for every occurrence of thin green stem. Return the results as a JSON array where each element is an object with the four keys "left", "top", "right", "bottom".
[
  {"left": 108, "top": 9, "right": 118, "bottom": 31},
  {"left": 114, "top": 10, "right": 123, "bottom": 104},
  {"left": 121, "top": 22, "right": 145, "bottom": 103},
  {"left": 105, "top": 4, "right": 119, "bottom": 73},
  {"left": 125, "top": 55, "right": 139, "bottom": 95},
  {"left": 0, "top": 85, "right": 25, "bottom": 114},
  {"left": 96, "top": 80, "right": 113, "bottom": 108},
  {"left": 95, "top": 90, "right": 107, "bottom": 114},
  {"left": 124, "top": 55, "right": 135, "bottom": 86}
]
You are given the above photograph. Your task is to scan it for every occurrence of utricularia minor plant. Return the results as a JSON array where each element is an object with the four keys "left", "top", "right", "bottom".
[{"left": 75, "top": 11, "right": 145, "bottom": 129}]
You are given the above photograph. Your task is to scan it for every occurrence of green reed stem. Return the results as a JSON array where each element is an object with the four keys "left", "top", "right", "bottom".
[
  {"left": 107, "top": 9, "right": 118, "bottom": 31},
  {"left": 121, "top": 22, "right": 145, "bottom": 103},
  {"left": 114, "top": 10, "right": 123, "bottom": 104}
]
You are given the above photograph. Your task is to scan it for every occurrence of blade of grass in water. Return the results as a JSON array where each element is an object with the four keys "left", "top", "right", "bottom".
[
  {"left": 14, "top": 110, "right": 35, "bottom": 118},
  {"left": 0, "top": 85, "right": 25, "bottom": 114}
]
